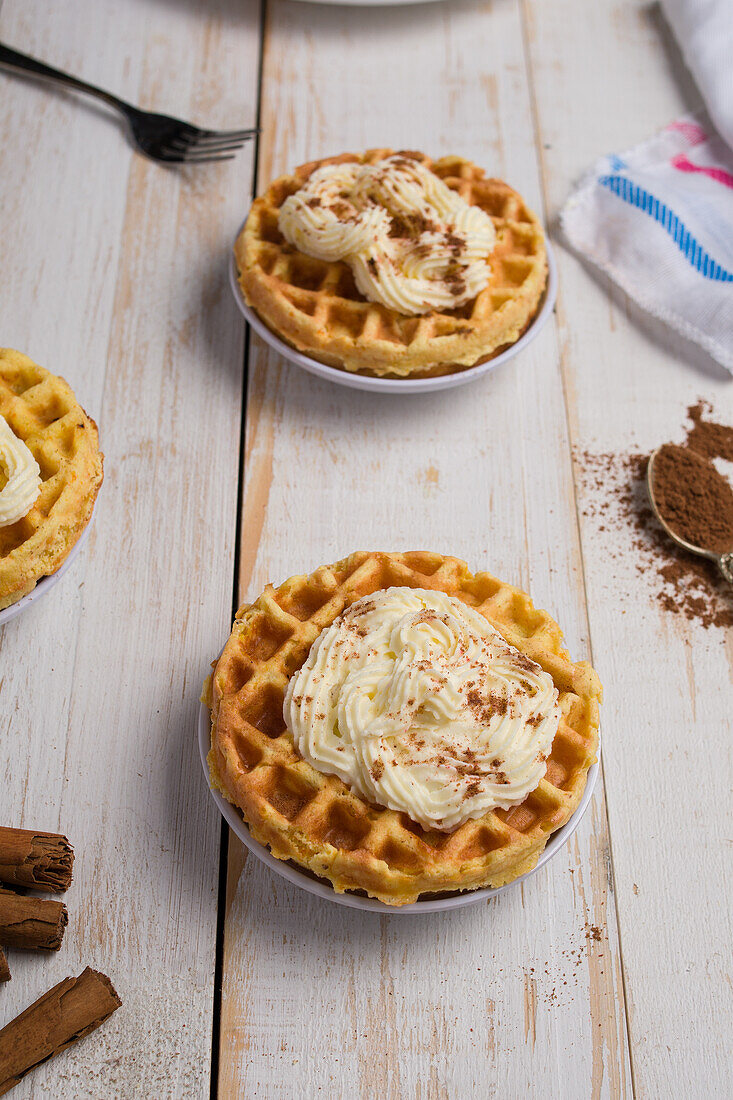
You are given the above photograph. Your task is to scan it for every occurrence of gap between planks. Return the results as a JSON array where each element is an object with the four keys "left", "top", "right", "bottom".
[{"left": 516, "top": 1, "right": 637, "bottom": 1095}]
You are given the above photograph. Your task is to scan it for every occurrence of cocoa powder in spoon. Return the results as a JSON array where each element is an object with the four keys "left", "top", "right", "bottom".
[
  {"left": 652, "top": 443, "right": 733, "bottom": 554},
  {"left": 575, "top": 402, "right": 733, "bottom": 630}
]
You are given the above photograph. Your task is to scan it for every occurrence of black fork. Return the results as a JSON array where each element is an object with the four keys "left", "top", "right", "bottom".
[{"left": 0, "top": 43, "right": 257, "bottom": 164}]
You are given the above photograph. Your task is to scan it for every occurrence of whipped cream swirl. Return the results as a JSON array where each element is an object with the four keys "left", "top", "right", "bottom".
[
  {"left": 277, "top": 155, "right": 496, "bottom": 316},
  {"left": 284, "top": 587, "right": 560, "bottom": 832},
  {"left": 0, "top": 414, "right": 41, "bottom": 527}
]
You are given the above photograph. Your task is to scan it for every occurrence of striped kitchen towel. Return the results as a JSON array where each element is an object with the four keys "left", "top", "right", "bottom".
[{"left": 562, "top": 117, "right": 733, "bottom": 372}]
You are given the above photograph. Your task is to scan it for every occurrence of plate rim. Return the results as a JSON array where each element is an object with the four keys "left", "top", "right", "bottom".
[
  {"left": 289, "top": 0, "right": 446, "bottom": 6},
  {"left": 198, "top": 692, "right": 600, "bottom": 914},
  {"left": 229, "top": 217, "right": 558, "bottom": 394},
  {"left": 0, "top": 502, "right": 97, "bottom": 627}
]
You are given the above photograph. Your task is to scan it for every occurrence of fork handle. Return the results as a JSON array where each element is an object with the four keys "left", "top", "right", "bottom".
[{"left": 0, "top": 43, "right": 129, "bottom": 114}]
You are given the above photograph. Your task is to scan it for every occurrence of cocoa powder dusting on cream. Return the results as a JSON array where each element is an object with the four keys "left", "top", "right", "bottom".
[
  {"left": 466, "top": 689, "right": 508, "bottom": 723},
  {"left": 512, "top": 653, "right": 539, "bottom": 674},
  {"left": 388, "top": 212, "right": 435, "bottom": 239}
]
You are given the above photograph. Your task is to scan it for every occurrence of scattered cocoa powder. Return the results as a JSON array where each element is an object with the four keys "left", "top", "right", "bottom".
[
  {"left": 574, "top": 402, "right": 733, "bottom": 631},
  {"left": 652, "top": 444, "right": 733, "bottom": 554},
  {"left": 685, "top": 400, "right": 733, "bottom": 463}
]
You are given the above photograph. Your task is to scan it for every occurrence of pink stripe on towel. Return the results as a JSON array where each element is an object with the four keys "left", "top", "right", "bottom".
[
  {"left": 671, "top": 154, "right": 733, "bottom": 190},
  {"left": 667, "top": 119, "right": 708, "bottom": 146}
]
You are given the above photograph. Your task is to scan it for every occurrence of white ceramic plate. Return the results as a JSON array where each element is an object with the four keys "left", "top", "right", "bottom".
[
  {"left": 229, "top": 230, "right": 558, "bottom": 394},
  {"left": 0, "top": 506, "right": 97, "bottom": 628},
  {"left": 290, "top": 0, "right": 444, "bottom": 5},
  {"left": 198, "top": 697, "right": 599, "bottom": 914}
]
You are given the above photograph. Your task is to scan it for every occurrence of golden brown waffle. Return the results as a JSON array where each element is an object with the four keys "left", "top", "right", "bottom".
[
  {"left": 207, "top": 552, "right": 601, "bottom": 906},
  {"left": 0, "top": 349, "right": 103, "bottom": 610},
  {"left": 235, "top": 150, "right": 548, "bottom": 378}
]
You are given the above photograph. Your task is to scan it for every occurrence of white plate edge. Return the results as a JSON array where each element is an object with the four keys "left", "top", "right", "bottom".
[
  {"left": 198, "top": 693, "right": 600, "bottom": 914},
  {"left": 228, "top": 216, "right": 558, "bottom": 394},
  {"left": 0, "top": 501, "right": 98, "bottom": 627}
]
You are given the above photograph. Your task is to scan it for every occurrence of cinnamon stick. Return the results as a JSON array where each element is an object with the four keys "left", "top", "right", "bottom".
[
  {"left": 0, "top": 827, "right": 73, "bottom": 893},
  {"left": 0, "top": 890, "right": 67, "bottom": 951},
  {"left": 0, "top": 949, "right": 8, "bottom": 984},
  {"left": 0, "top": 967, "right": 121, "bottom": 1096}
]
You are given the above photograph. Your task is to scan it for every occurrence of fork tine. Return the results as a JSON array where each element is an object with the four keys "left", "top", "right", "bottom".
[
  {"left": 179, "top": 151, "right": 236, "bottom": 164},
  {"left": 191, "top": 137, "right": 250, "bottom": 152},
  {"left": 168, "top": 137, "right": 247, "bottom": 154},
  {"left": 193, "top": 127, "right": 259, "bottom": 143}
]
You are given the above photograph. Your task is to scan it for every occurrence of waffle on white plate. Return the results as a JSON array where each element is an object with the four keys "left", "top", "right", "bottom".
[
  {"left": 235, "top": 151, "right": 548, "bottom": 379},
  {"left": 206, "top": 552, "right": 600, "bottom": 906},
  {"left": 0, "top": 349, "right": 103, "bottom": 609}
]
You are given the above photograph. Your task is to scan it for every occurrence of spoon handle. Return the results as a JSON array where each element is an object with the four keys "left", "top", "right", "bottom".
[{"left": 718, "top": 552, "right": 733, "bottom": 585}]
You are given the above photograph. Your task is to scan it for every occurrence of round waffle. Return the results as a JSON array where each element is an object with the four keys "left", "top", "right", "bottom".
[
  {"left": 206, "top": 552, "right": 601, "bottom": 906},
  {"left": 235, "top": 150, "right": 548, "bottom": 378},
  {"left": 0, "top": 349, "right": 103, "bottom": 610}
]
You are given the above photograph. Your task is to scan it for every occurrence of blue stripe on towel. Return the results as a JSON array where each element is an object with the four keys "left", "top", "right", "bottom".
[{"left": 598, "top": 174, "right": 733, "bottom": 282}]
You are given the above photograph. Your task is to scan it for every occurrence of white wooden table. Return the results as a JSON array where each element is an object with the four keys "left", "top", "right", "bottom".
[{"left": 1, "top": 1, "right": 730, "bottom": 1096}]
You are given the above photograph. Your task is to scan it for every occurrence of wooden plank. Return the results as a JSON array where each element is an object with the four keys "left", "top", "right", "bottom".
[
  {"left": 522, "top": 0, "right": 732, "bottom": 1094},
  {"left": 219, "top": 1, "right": 631, "bottom": 1096},
  {"left": 0, "top": 1, "right": 261, "bottom": 1094}
]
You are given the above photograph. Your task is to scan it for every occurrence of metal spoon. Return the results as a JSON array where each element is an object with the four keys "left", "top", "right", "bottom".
[{"left": 647, "top": 448, "right": 733, "bottom": 585}]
